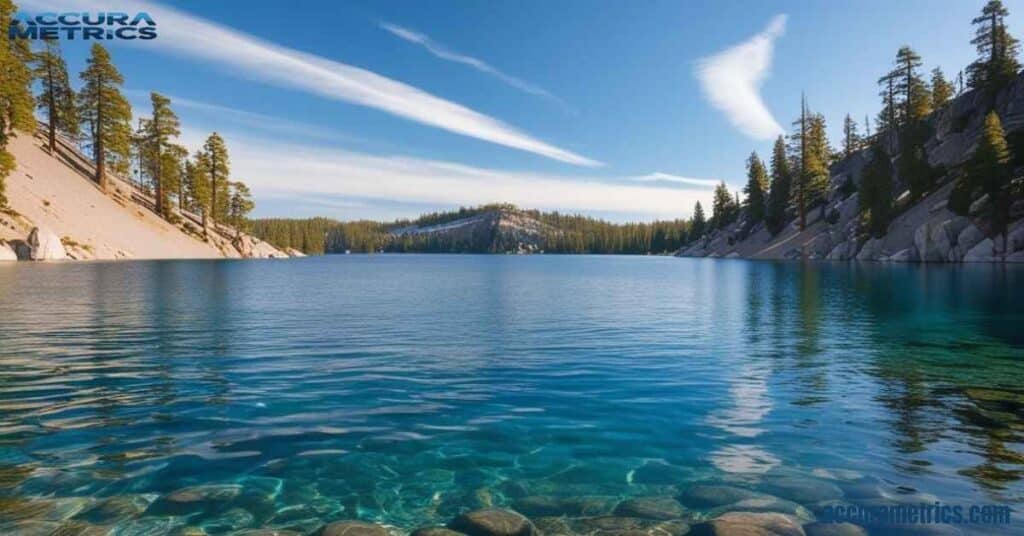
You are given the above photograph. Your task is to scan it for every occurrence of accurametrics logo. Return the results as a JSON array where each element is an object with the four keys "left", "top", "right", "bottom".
[{"left": 9, "top": 12, "right": 157, "bottom": 40}]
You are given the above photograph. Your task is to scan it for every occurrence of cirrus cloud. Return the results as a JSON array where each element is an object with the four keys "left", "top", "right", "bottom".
[{"left": 696, "top": 15, "right": 787, "bottom": 140}]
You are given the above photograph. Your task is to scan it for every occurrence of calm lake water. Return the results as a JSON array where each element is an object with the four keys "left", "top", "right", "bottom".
[{"left": 0, "top": 255, "right": 1022, "bottom": 535}]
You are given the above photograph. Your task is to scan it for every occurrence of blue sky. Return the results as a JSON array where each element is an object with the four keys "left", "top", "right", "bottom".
[{"left": 18, "top": 0, "right": 1024, "bottom": 221}]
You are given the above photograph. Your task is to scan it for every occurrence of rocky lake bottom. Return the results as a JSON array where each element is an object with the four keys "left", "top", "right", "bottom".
[{"left": 0, "top": 255, "right": 1022, "bottom": 535}]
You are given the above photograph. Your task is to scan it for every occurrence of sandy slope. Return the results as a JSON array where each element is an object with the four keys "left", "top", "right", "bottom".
[{"left": 0, "top": 132, "right": 243, "bottom": 260}]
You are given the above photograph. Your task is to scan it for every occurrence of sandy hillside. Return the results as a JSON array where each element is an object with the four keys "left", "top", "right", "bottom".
[{"left": 0, "top": 132, "right": 285, "bottom": 260}]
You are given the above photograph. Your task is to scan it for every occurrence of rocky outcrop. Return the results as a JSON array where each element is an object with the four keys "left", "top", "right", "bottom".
[
  {"left": 27, "top": 226, "right": 67, "bottom": 261},
  {"left": 233, "top": 234, "right": 290, "bottom": 259},
  {"left": 678, "top": 72, "right": 1024, "bottom": 264}
]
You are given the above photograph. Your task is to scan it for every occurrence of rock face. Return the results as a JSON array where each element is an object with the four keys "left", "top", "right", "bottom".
[
  {"left": 449, "top": 509, "right": 535, "bottom": 536},
  {"left": 677, "top": 71, "right": 1024, "bottom": 264},
  {"left": 27, "top": 227, "right": 67, "bottom": 260}
]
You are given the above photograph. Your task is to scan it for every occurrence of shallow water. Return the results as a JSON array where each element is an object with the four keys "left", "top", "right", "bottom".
[{"left": 0, "top": 255, "right": 1022, "bottom": 535}]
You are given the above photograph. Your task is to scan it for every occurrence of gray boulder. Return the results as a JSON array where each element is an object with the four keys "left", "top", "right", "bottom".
[
  {"left": 450, "top": 509, "right": 535, "bottom": 536},
  {"left": 963, "top": 238, "right": 996, "bottom": 262},
  {"left": 28, "top": 227, "right": 67, "bottom": 261}
]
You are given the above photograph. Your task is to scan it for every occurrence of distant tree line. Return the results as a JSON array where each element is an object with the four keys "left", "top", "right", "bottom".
[{"left": 1, "top": 0, "right": 254, "bottom": 235}]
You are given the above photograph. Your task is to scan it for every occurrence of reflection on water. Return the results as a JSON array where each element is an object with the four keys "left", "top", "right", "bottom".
[{"left": 0, "top": 256, "right": 1022, "bottom": 534}]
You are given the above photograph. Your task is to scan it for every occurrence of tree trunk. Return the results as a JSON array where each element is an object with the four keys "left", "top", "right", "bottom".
[
  {"left": 95, "top": 82, "right": 107, "bottom": 192},
  {"left": 46, "top": 62, "right": 56, "bottom": 154}
]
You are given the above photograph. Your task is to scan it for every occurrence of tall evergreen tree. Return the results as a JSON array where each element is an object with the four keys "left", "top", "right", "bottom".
[
  {"left": 968, "top": 0, "right": 1020, "bottom": 92},
  {"left": 228, "top": 181, "right": 255, "bottom": 236},
  {"left": 791, "top": 97, "right": 831, "bottom": 230},
  {"left": 766, "top": 135, "right": 792, "bottom": 234},
  {"left": 930, "top": 67, "right": 954, "bottom": 109},
  {"left": 743, "top": 151, "right": 769, "bottom": 225},
  {"left": 842, "top": 114, "right": 862, "bottom": 158},
  {"left": 894, "top": 46, "right": 929, "bottom": 121},
  {"left": 859, "top": 144, "right": 894, "bottom": 238},
  {"left": 968, "top": 111, "right": 1013, "bottom": 253},
  {"left": 34, "top": 39, "right": 78, "bottom": 153},
  {"left": 188, "top": 151, "right": 212, "bottom": 229},
  {"left": 690, "top": 201, "right": 706, "bottom": 241},
  {"left": 0, "top": 0, "right": 36, "bottom": 208},
  {"left": 202, "top": 133, "right": 230, "bottom": 224},
  {"left": 78, "top": 43, "right": 131, "bottom": 191},
  {"left": 138, "top": 92, "right": 181, "bottom": 217},
  {"left": 711, "top": 181, "right": 738, "bottom": 230}
]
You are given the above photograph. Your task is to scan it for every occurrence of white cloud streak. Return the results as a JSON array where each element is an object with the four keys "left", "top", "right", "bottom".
[
  {"left": 22, "top": 0, "right": 599, "bottom": 167},
  {"left": 696, "top": 15, "right": 787, "bottom": 140},
  {"left": 181, "top": 127, "right": 722, "bottom": 221},
  {"left": 379, "top": 22, "right": 564, "bottom": 106},
  {"left": 630, "top": 172, "right": 721, "bottom": 189}
]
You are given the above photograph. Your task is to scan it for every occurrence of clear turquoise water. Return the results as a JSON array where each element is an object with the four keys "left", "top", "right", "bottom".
[{"left": 0, "top": 255, "right": 1022, "bottom": 535}]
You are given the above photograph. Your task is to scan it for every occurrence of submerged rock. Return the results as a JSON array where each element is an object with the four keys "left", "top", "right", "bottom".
[
  {"left": 690, "top": 512, "right": 804, "bottom": 536},
  {"left": 762, "top": 477, "right": 843, "bottom": 503},
  {"left": 533, "top": 517, "right": 574, "bottom": 536},
  {"left": 678, "top": 485, "right": 766, "bottom": 508},
  {"left": 79, "top": 494, "right": 154, "bottom": 523},
  {"left": 802, "top": 523, "right": 867, "bottom": 536},
  {"left": 513, "top": 496, "right": 615, "bottom": 517},
  {"left": 412, "top": 528, "right": 468, "bottom": 536},
  {"left": 631, "top": 461, "right": 692, "bottom": 485},
  {"left": 449, "top": 508, "right": 536, "bottom": 536},
  {"left": 613, "top": 496, "right": 688, "bottom": 520},
  {"left": 317, "top": 520, "right": 392, "bottom": 536},
  {"left": 572, "top": 516, "right": 690, "bottom": 536},
  {"left": 707, "top": 497, "right": 813, "bottom": 522}
]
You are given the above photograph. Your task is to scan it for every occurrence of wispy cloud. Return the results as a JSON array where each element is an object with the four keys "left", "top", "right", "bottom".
[
  {"left": 696, "top": 15, "right": 787, "bottom": 140},
  {"left": 23, "top": 0, "right": 598, "bottom": 167},
  {"left": 180, "top": 127, "right": 719, "bottom": 221},
  {"left": 630, "top": 172, "right": 721, "bottom": 189},
  {"left": 379, "top": 21, "right": 564, "bottom": 107}
]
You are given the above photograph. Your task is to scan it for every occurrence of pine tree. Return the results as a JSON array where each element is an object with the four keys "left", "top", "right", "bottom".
[
  {"left": 188, "top": 151, "right": 212, "bottom": 229},
  {"left": 743, "top": 151, "right": 769, "bottom": 225},
  {"left": 842, "top": 114, "right": 862, "bottom": 158},
  {"left": 859, "top": 144, "right": 893, "bottom": 238},
  {"left": 930, "top": 67, "right": 954, "bottom": 109},
  {"left": 78, "top": 43, "right": 132, "bottom": 191},
  {"left": 202, "top": 133, "right": 230, "bottom": 225},
  {"left": 968, "top": 111, "right": 1013, "bottom": 253},
  {"left": 1, "top": 0, "right": 36, "bottom": 207},
  {"left": 138, "top": 92, "right": 181, "bottom": 217},
  {"left": 791, "top": 97, "right": 831, "bottom": 230},
  {"left": 894, "top": 46, "right": 930, "bottom": 122},
  {"left": 711, "top": 181, "right": 738, "bottom": 229},
  {"left": 34, "top": 38, "right": 78, "bottom": 153},
  {"left": 877, "top": 70, "right": 900, "bottom": 144},
  {"left": 228, "top": 181, "right": 255, "bottom": 235},
  {"left": 690, "top": 201, "right": 706, "bottom": 240},
  {"left": 968, "top": 0, "right": 1021, "bottom": 92},
  {"left": 766, "top": 135, "right": 792, "bottom": 234}
]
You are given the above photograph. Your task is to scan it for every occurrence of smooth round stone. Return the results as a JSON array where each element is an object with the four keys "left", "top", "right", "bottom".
[
  {"left": 678, "top": 486, "right": 766, "bottom": 508},
  {"left": 803, "top": 522, "right": 867, "bottom": 536},
  {"left": 411, "top": 527, "right": 468, "bottom": 536},
  {"left": 236, "top": 530, "right": 302, "bottom": 536},
  {"left": 707, "top": 497, "right": 813, "bottom": 522},
  {"left": 513, "top": 496, "right": 616, "bottom": 517},
  {"left": 201, "top": 507, "right": 255, "bottom": 532},
  {"left": 317, "top": 521, "right": 392, "bottom": 536},
  {"left": 496, "top": 480, "right": 530, "bottom": 499},
  {"left": 449, "top": 508, "right": 536, "bottom": 536},
  {"left": 762, "top": 478, "right": 842, "bottom": 503},
  {"left": 690, "top": 512, "right": 803, "bottom": 536},
  {"left": 164, "top": 484, "right": 242, "bottom": 504},
  {"left": 614, "top": 496, "right": 688, "bottom": 521}
]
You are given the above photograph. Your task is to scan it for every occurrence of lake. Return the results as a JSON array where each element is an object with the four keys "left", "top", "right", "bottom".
[{"left": 0, "top": 255, "right": 1022, "bottom": 535}]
